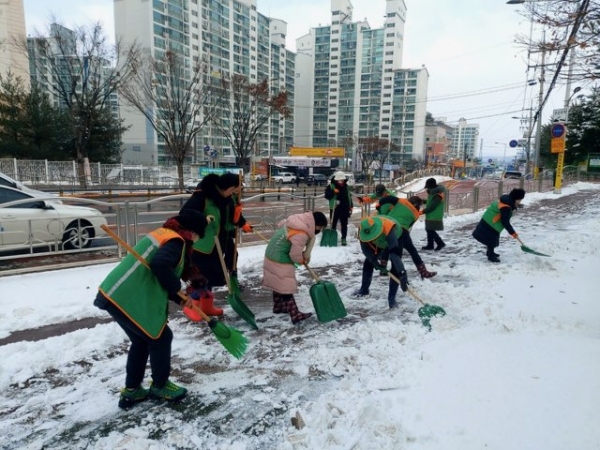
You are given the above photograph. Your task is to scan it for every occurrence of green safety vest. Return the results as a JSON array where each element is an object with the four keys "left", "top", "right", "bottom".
[
  {"left": 370, "top": 216, "right": 402, "bottom": 250},
  {"left": 482, "top": 199, "right": 512, "bottom": 233},
  {"left": 265, "top": 226, "right": 308, "bottom": 264},
  {"left": 380, "top": 199, "right": 420, "bottom": 230},
  {"left": 425, "top": 188, "right": 445, "bottom": 220},
  {"left": 99, "top": 228, "right": 184, "bottom": 339},
  {"left": 193, "top": 198, "right": 221, "bottom": 253}
]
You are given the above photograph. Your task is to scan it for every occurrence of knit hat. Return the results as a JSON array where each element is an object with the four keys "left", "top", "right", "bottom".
[
  {"left": 359, "top": 216, "right": 383, "bottom": 242},
  {"left": 375, "top": 184, "right": 386, "bottom": 195},
  {"left": 333, "top": 171, "right": 347, "bottom": 181},
  {"left": 174, "top": 209, "right": 208, "bottom": 238},
  {"left": 509, "top": 188, "right": 526, "bottom": 201},
  {"left": 425, "top": 178, "right": 437, "bottom": 189}
]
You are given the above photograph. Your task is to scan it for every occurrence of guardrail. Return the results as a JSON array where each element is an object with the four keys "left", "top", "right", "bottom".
[{"left": 0, "top": 172, "right": 588, "bottom": 266}]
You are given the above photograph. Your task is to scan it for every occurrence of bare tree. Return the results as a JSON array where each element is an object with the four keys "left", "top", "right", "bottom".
[
  {"left": 514, "top": 0, "right": 597, "bottom": 81},
  {"left": 212, "top": 75, "right": 290, "bottom": 172},
  {"left": 23, "top": 21, "right": 140, "bottom": 186},
  {"left": 119, "top": 49, "right": 214, "bottom": 190},
  {"left": 356, "top": 136, "right": 393, "bottom": 183}
]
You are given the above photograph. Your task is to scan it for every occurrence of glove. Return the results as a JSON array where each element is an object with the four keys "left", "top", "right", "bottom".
[
  {"left": 233, "top": 204, "right": 242, "bottom": 223},
  {"left": 242, "top": 223, "right": 253, "bottom": 233},
  {"left": 334, "top": 188, "right": 339, "bottom": 194},
  {"left": 375, "top": 265, "right": 388, "bottom": 275},
  {"left": 511, "top": 233, "right": 519, "bottom": 239},
  {"left": 419, "top": 211, "right": 425, "bottom": 216},
  {"left": 399, "top": 271, "right": 409, "bottom": 292}
]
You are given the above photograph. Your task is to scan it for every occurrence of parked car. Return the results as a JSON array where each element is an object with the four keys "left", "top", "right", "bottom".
[
  {"left": 306, "top": 173, "right": 329, "bottom": 186},
  {"left": 502, "top": 171, "right": 523, "bottom": 179},
  {"left": 271, "top": 172, "right": 296, "bottom": 184},
  {"left": 0, "top": 171, "right": 60, "bottom": 202},
  {"left": 0, "top": 185, "right": 107, "bottom": 251},
  {"left": 185, "top": 178, "right": 202, "bottom": 193}
]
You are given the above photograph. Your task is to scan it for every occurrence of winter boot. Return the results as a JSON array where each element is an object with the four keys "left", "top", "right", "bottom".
[
  {"left": 199, "top": 290, "right": 223, "bottom": 316},
  {"left": 149, "top": 380, "right": 187, "bottom": 402},
  {"left": 118, "top": 385, "right": 149, "bottom": 409},
  {"left": 341, "top": 238, "right": 347, "bottom": 246},
  {"left": 183, "top": 299, "right": 203, "bottom": 322},
  {"left": 486, "top": 248, "right": 500, "bottom": 263},
  {"left": 285, "top": 296, "right": 313, "bottom": 324},
  {"left": 272, "top": 293, "right": 287, "bottom": 314},
  {"left": 416, "top": 262, "right": 437, "bottom": 279},
  {"left": 434, "top": 242, "right": 446, "bottom": 251},
  {"left": 421, "top": 245, "right": 434, "bottom": 250}
]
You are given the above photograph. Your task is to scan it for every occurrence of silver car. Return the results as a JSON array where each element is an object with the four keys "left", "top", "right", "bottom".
[{"left": 0, "top": 185, "right": 107, "bottom": 251}]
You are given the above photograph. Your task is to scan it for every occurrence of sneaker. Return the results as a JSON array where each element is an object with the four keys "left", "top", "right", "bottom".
[
  {"left": 149, "top": 380, "right": 188, "bottom": 402},
  {"left": 118, "top": 386, "right": 149, "bottom": 409},
  {"left": 341, "top": 238, "right": 347, "bottom": 246}
]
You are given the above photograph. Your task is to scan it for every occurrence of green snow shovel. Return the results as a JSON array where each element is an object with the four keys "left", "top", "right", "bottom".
[
  {"left": 305, "top": 264, "right": 347, "bottom": 323},
  {"left": 214, "top": 237, "right": 258, "bottom": 330},
  {"left": 516, "top": 237, "right": 550, "bottom": 257},
  {"left": 320, "top": 227, "right": 338, "bottom": 247},
  {"left": 389, "top": 272, "right": 446, "bottom": 329}
]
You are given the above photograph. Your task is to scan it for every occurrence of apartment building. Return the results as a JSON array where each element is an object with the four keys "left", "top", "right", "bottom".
[
  {"left": 449, "top": 117, "right": 479, "bottom": 161},
  {"left": 114, "top": 0, "right": 294, "bottom": 165},
  {"left": 0, "top": 0, "right": 29, "bottom": 87},
  {"left": 294, "top": 0, "right": 428, "bottom": 170},
  {"left": 424, "top": 119, "right": 453, "bottom": 164}
]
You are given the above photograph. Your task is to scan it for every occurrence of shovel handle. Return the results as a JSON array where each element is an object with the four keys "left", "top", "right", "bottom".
[
  {"left": 388, "top": 271, "right": 425, "bottom": 306},
  {"left": 254, "top": 229, "right": 271, "bottom": 244},
  {"left": 100, "top": 225, "right": 211, "bottom": 321},
  {"left": 304, "top": 264, "right": 321, "bottom": 282},
  {"left": 213, "top": 236, "right": 233, "bottom": 292}
]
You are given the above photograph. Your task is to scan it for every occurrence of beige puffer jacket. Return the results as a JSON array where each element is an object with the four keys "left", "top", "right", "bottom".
[{"left": 262, "top": 212, "right": 316, "bottom": 294}]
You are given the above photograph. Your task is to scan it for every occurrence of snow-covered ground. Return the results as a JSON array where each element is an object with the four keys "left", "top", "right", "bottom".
[{"left": 1, "top": 182, "right": 599, "bottom": 450}]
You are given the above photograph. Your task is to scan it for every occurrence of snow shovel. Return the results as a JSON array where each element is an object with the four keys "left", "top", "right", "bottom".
[
  {"left": 214, "top": 237, "right": 259, "bottom": 330},
  {"left": 100, "top": 225, "right": 248, "bottom": 359},
  {"left": 305, "top": 264, "right": 347, "bottom": 323},
  {"left": 389, "top": 272, "right": 446, "bottom": 329},
  {"left": 516, "top": 237, "right": 550, "bottom": 257},
  {"left": 320, "top": 227, "right": 338, "bottom": 247}
]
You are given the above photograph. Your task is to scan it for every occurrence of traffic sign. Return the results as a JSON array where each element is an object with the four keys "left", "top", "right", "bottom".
[
  {"left": 509, "top": 140, "right": 519, "bottom": 148},
  {"left": 551, "top": 123, "right": 566, "bottom": 139}
]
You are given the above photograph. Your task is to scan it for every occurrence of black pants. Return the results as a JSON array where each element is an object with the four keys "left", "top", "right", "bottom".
[
  {"left": 101, "top": 298, "right": 173, "bottom": 389},
  {"left": 359, "top": 258, "right": 402, "bottom": 307},
  {"left": 426, "top": 229, "right": 444, "bottom": 248},
  {"left": 399, "top": 230, "right": 423, "bottom": 267},
  {"left": 332, "top": 207, "right": 349, "bottom": 239}
]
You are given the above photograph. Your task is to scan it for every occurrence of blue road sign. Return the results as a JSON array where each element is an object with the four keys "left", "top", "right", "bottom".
[
  {"left": 203, "top": 145, "right": 211, "bottom": 153},
  {"left": 509, "top": 140, "right": 519, "bottom": 148},
  {"left": 551, "top": 123, "right": 566, "bottom": 138}
]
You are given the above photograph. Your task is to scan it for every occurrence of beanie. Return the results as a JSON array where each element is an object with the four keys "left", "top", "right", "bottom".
[
  {"left": 174, "top": 209, "right": 208, "bottom": 238},
  {"left": 509, "top": 188, "right": 526, "bottom": 201},
  {"left": 425, "top": 178, "right": 437, "bottom": 189}
]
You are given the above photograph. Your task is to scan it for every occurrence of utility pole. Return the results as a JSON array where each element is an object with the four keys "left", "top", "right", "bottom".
[
  {"left": 555, "top": 49, "right": 576, "bottom": 194},
  {"left": 533, "top": 35, "right": 546, "bottom": 179}
]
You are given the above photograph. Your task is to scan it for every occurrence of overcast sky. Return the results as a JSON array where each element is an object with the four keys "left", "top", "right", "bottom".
[{"left": 23, "top": 0, "right": 575, "bottom": 159}]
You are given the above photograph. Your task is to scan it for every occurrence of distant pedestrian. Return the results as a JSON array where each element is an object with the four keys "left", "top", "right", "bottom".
[
  {"left": 421, "top": 178, "right": 446, "bottom": 251},
  {"left": 354, "top": 216, "right": 409, "bottom": 309},
  {"left": 295, "top": 175, "right": 300, "bottom": 187},
  {"left": 94, "top": 209, "right": 208, "bottom": 408},
  {"left": 472, "top": 188, "right": 525, "bottom": 263},
  {"left": 263, "top": 211, "right": 328, "bottom": 324},
  {"left": 324, "top": 171, "right": 354, "bottom": 246}
]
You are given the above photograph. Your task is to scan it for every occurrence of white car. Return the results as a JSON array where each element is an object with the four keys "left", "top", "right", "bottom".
[
  {"left": 271, "top": 172, "right": 296, "bottom": 184},
  {"left": 0, "top": 185, "right": 107, "bottom": 251}
]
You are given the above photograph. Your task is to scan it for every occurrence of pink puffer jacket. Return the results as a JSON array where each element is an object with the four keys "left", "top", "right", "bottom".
[{"left": 262, "top": 212, "right": 316, "bottom": 294}]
